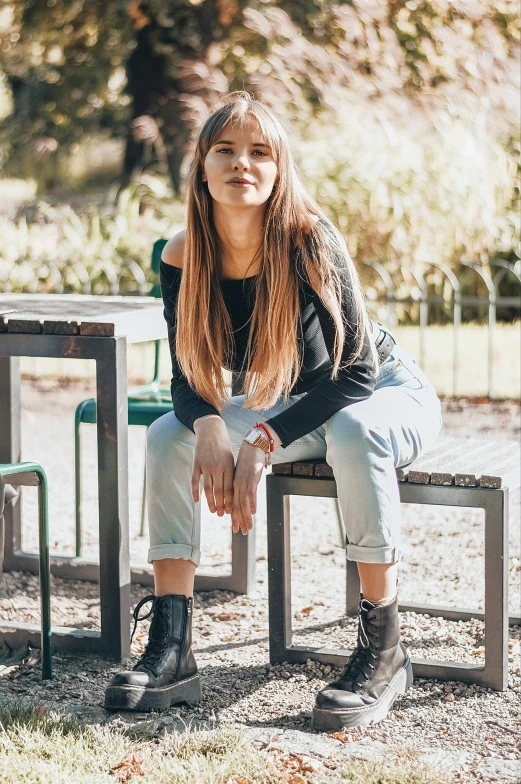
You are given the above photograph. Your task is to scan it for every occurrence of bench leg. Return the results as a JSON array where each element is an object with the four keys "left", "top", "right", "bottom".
[
  {"left": 482, "top": 488, "right": 509, "bottom": 690},
  {"left": 346, "top": 560, "right": 361, "bottom": 617},
  {"left": 267, "top": 479, "right": 292, "bottom": 663}
]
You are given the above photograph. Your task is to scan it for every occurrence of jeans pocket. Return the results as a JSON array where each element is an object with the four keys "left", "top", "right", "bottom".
[{"left": 376, "top": 356, "right": 425, "bottom": 390}]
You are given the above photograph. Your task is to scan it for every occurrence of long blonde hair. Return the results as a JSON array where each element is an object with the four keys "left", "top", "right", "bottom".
[{"left": 176, "top": 91, "right": 379, "bottom": 411}]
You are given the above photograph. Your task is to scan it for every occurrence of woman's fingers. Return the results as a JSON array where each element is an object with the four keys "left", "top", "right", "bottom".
[
  {"left": 213, "top": 472, "right": 225, "bottom": 516},
  {"left": 231, "top": 484, "right": 246, "bottom": 534},
  {"left": 203, "top": 473, "right": 216, "bottom": 513},
  {"left": 248, "top": 486, "right": 257, "bottom": 517},
  {"left": 224, "top": 467, "right": 234, "bottom": 515},
  {"left": 238, "top": 484, "right": 253, "bottom": 533}
]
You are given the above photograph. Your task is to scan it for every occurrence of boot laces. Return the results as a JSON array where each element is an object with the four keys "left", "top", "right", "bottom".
[
  {"left": 130, "top": 595, "right": 171, "bottom": 672},
  {"left": 340, "top": 609, "right": 379, "bottom": 690}
]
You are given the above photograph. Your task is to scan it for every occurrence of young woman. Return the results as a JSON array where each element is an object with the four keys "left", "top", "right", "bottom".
[{"left": 105, "top": 91, "right": 442, "bottom": 729}]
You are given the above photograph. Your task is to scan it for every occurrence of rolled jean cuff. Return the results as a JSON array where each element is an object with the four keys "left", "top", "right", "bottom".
[
  {"left": 345, "top": 543, "right": 401, "bottom": 564},
  {"left": 147, "top": 543, "right": 201, "bottom": 567}
]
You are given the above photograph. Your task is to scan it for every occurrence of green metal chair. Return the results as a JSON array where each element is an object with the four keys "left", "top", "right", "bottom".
[
  {"left": 0, "top": 463, "right": 52, "bottom": 679},
  {"left": 74, "top": 239, "right": 172, "bottom": 556}
]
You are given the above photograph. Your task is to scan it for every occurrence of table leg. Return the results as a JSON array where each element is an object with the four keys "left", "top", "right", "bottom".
[
  {"left": 95, "top": 338, "right": 130, "bottom": 660},
  {"left": 0, "top": 357, "right": 22, "bottom": 564}
]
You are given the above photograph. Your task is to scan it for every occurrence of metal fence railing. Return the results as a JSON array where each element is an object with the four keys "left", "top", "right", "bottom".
[
  {"left": 3, "top": 257, "right": 520, "bottom": 398},
  {"left": 360, "top": 258, "right": 521, "bottom": 399}
]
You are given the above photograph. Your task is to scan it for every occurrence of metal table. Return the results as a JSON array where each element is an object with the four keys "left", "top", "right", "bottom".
[{"left": 0, "top": 295, "right": 254, "bottom": 661}]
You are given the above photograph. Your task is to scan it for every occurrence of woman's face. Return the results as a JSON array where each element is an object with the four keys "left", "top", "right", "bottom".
[{"left": 202, "top": 117, "right": 278, "bottom": 209}]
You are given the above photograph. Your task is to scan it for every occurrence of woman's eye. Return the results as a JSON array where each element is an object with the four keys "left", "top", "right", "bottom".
[{"left": 216, "top": 148, "right": 267, "bottom": 156}]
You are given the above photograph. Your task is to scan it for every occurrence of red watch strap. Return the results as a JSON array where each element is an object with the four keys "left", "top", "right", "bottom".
[{"left": 255, "top": 422, "right": 275, "bottom": 452}]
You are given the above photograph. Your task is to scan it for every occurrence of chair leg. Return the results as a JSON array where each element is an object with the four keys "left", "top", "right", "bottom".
[
  {"left": 36, "top": 467, "right": 52, "bottom": 680},
  {"left": 74, "top": 403, "right": 90, "bottom": 558},
  {"left": 139, "top": 434, "right": 147, "bottom": 538}
]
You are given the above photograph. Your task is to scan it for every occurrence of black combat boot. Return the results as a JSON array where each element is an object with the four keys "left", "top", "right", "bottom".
[
  {"left": 104, "top": 594, "right": 201, "bottom": 712},
  {"left": 312, "top": 595, "right": 413, "bottom": 730}
]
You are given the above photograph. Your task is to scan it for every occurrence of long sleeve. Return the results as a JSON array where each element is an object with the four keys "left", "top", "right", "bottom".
[
  {"left": 265, "top": 252, "right": 377, "bottom": 448},
  {"left": 160, "top": 261, "right": 221, "bottom": 432}
]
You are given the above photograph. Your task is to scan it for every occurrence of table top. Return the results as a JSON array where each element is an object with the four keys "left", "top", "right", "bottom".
[{"left": 0, "top": 294, "right": 167, "bottom": 343}]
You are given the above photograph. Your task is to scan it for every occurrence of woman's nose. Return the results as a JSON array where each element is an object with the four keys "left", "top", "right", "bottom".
[{"left": 233, "top": 153, "right": 250, "bottom": 169}]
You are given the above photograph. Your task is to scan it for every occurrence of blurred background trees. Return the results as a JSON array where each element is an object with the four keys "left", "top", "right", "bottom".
[{"left": 0, "top": 0, "right": 519, "bottom": 313}]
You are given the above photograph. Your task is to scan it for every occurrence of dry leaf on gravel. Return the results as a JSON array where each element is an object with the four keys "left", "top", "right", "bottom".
[
  {"left": 300, "top": 606, "right": 314, "bottom": 615},
  {"left": 110, "top": 753, "right": 146, "bottom": 781},
  {"left": 330, "top": 730, "right": 357, "bottom": 743},
  {"left": 293, "top": 754, "right": 324, "bottom": 773},
  {"left": 215, "top": 612, "right": 242, "bottom": 621}
]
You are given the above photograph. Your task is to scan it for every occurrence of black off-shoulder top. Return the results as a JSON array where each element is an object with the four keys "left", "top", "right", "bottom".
[{"left": 159, "top": 241, "right": 378, "bottom": 448}]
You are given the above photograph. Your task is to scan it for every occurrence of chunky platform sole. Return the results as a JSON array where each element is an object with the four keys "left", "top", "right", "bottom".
[
  {"left": 311, "top": 659, "right": 413, "bottom": 731},
  {"left": 104, "top": 673, "right": 202, "bottom": 713}
]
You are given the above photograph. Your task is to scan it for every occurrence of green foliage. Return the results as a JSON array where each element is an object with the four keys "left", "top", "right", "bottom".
[
  {"left": 0, "top": 178, "right": 184, "bottom": 295},
  {"left": 0, "top": 0, "right": 518, "bottom": 275},
  {"left": 296, "top": 98, "right": 520, "bottom": 268},
  {"left": 0, "top": 0, "right": 518, "bottom": 168}
]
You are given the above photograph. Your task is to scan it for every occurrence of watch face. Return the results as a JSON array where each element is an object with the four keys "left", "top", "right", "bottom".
[{"left": 244, "top": 428, "right": 266, "bottom": 449}]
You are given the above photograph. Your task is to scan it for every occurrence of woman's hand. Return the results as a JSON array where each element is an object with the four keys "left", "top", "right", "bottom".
[
  {"left": 192, "top": 415, "right": 234, "bottom": 516},
  {"left": 231, "top": 441, "right": 266, "bottom": 535}
]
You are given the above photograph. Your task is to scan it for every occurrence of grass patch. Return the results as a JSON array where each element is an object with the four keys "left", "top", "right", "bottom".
[{"left": 0, "top": 699, "right": 453, "bottom": 783}]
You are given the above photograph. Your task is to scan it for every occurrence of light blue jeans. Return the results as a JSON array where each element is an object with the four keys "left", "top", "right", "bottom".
[{"left": 146, "top": 340, "right": 442, "bottom": 566}]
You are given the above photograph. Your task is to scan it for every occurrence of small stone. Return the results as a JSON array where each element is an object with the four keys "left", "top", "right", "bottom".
[
  {"left": 281, "top": 671, "right": 291, "bottom": 679},
  {"left": 444, "top": 693, "right": 455, "bottom": 702}
]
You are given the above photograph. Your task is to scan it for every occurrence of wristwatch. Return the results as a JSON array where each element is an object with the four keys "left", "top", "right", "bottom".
[{"left": 243, "top": 426, "right": 271, "bottom": 467}]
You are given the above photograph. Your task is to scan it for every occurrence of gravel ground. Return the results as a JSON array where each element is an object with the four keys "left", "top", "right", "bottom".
[{"left": 0, "top": 381, "right": 520, "bottom": 782}]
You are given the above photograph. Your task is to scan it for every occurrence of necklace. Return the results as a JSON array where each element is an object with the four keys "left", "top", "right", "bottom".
[{"left": 220, "top": 244, "right": 262, "bottom": 280}]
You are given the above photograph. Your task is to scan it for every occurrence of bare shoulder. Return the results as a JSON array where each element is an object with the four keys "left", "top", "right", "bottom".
[{"left": 161, "top": 229, "right": 186, "bottom": 268}]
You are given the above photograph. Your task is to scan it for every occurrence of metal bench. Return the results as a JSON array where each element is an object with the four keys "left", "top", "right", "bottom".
[{"left": 267, "top": 437, "right": 520, "bottom": 691}]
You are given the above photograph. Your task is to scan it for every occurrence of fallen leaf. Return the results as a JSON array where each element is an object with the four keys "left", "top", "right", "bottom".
[
  {"left": 294, "top": 754, "right": 324, "bottom": 773},
  {"left": 215, "top": 612, "right": 242, "bottom": 622},
  {"left": 301, "top": 606, "right": 314, "bottom": 615},
  {"left": 471, "top": 647, "right": 485, "bottom": 656},
  {"left": 287, "top": 776, "right": 307, "bottom": 784},
  {"left": 110, "top": 753, "right": 146, "bottom": 781},
  {"left": 330, "top": 730, "right": 356, "bottom": 743}
]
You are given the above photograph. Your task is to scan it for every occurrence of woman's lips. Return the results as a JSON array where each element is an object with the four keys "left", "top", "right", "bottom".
[{"left": 227, "top": 181, "right": 254, "bottom": 187}]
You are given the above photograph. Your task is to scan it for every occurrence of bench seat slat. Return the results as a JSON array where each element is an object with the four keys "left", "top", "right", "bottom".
[
  {"left": 272, "top": 437, "right": 520, "bottom": 490},
  {"left": 407, "top": 441, "right": 493, "bottom": 486},
  {"left": 455, "top": 443, "right": 519, "bottom": 489},
  {"left": 397, "top": 437, "right": 456, "bottom": 481}
]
